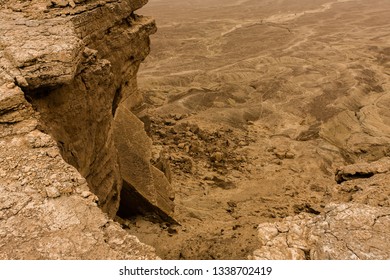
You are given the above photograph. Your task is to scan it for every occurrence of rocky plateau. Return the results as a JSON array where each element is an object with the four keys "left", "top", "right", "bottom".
[{"left": 1, "top": 0, "right": 390, "bottom": 260}]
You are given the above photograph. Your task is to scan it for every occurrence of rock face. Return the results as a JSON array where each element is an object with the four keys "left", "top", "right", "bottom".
[
  {"left": 1, "top": 0, "right": 175, "bottom": 219},
  {"left": 113, "top": 105, "right": 175, "bottom": 222},
  {"left": 0, "top": 0, "right": 173, "bottom": 259},
  {"left": 252, "top": 158, "right": 390, "bottom": 260},
  {"left": 0, "top": 85, "right": 158, "bottom": 259}
]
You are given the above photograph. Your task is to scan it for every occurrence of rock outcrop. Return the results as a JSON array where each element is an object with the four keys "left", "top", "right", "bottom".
[
  {"left": 252, "top": 158, "right": 390, "bottom": 260},
  {"left": 253, "top": 203, "right": 390, "bottom": 260},
  {"left": 0, "top": 0, "right": 174, "bottom": 259},
  {"left": 335, "top": 157, "right": 390, "bottom": 184},
  {"left": 0, "top": 84, "right": 158, "bottom": 259},
  {"left": 319, "top": 69, "right": 390, "bottom": 163}
]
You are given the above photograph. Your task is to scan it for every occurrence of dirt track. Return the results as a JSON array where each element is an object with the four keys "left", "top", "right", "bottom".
[{"left": 125, "top": 0, "right": 390, "bottom": 259}]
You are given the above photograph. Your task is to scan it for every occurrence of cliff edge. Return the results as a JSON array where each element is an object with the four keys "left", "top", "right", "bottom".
[{"left": 0, "top": 0, "right": 173, "bottom": 259}]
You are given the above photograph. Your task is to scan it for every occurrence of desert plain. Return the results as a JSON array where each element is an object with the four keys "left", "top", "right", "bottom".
[{"left": 119, "top": 0, "right": 390, "bottom": 259}]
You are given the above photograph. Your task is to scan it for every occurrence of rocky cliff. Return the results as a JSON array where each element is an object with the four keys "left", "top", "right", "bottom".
[{"left": 0, "top": 0, "right": 173, "bottom": 259}]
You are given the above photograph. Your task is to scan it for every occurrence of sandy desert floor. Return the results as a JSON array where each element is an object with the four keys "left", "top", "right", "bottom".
[{"left": 124, "top": 0, "right": 390, "bottom": 259}]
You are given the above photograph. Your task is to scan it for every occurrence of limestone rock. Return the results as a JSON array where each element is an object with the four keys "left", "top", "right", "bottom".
[
  {"left": 252, "top": 203, "right": 390, "bottom": 260},
  {"left": 0, "top": 0, "right": 166, "bottom": 259},
  {"left": 331, "top": 159, "right": 390, "bottom": 208},
  {"left": 152, "top": 146, "right": 172, "bottom": 183},
  {"left": 0, "top": 0, "right": 163, "bottom": 218},
  {"left": 0, "top": 109, "right": 158, "bottom": 259},
  {"left": 335, "top": 157, "right": 390, "bottom": 183},
  {"left": 113, "top": 106, "right": 175, "bottom": 222},
  {"left": 253, "top": 158, "right": 390, "bottom": 260}
]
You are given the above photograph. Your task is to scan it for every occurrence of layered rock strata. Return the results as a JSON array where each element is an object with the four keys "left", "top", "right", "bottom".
[
  {"left": 0, "top": 83, "right": 159, "bottom": 259},
  {"left": 0, "top": 0, "right": 173, "bottom": 258}
]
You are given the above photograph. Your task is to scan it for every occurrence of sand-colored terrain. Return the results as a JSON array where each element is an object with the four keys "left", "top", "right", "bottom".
[{"left": 124, "top": 0, "right": 390, "bottom": 259}]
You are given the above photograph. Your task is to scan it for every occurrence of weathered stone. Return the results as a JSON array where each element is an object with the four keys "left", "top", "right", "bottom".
[
  {"left": 0, "top": 124, "right": 159, "bottom": 259},
  {"left": 152, "top": 148, "right": 173, "bottom": 183},
  {"left": 321, "top": 93, "right": 390, "bottom": 162},
  {"left": 113, "top": 106, "right": 175, "bottom": 222},
  {"left": 0, "top": 0, "right": 164, "bottom": 259},
  {"left": 331, "top": 159, "right": 390, "bottom": 208},
  {"left": 335, "top": 157, "right": 390, "bottom": 183},
  {"left": 46, "top": 186, "right": 61, "bottom": 198},
  {"left": 253, "top": 158, "right": 390, "bottom": 260},
  {"left": 252, "top": 203, "right": 390, "bottom": 260},
  {"left": 211, "top": 151, "right": 224, "bottom": 162},
  {"left": 0, "top": 0, "right": 170, "bottom": 221},
  {"left": 51, "top": 0, "right": 69, "bottom": 8}
]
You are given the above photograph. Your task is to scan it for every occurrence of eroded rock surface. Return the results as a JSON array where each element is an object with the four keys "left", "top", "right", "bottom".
[
  {"left": 0, "top": 85, "right": 158, "bottom": 259},
  {"left": 253, "top": 202, "right": 390, "bottom": 260},
  {"left": 113, "top": 105, "right": 175, "bottom": 222},
  {"left": 0, "top": 0, "right": 171, "bottom": 259},
  {"left": 335, "top": 157, "right": 390, "bottom": 183},
  {"left": 253, "top": 158, "right": 390, "bottom": 260},
  {"left": 1, "top": 0, "right": 174, "bottom": 219}
]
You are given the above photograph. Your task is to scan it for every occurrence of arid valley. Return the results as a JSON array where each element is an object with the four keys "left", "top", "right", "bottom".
[{"left": 128, "top": 0, "right": 390, "bottom": 259}]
